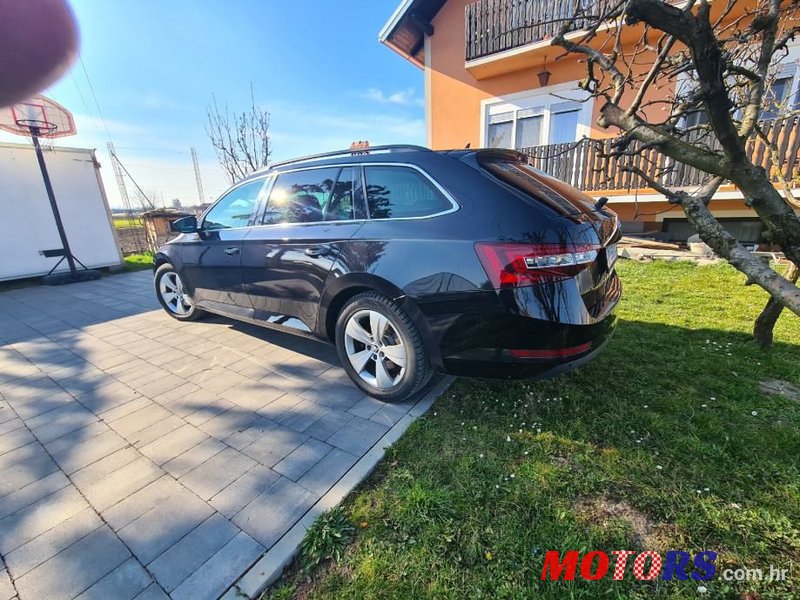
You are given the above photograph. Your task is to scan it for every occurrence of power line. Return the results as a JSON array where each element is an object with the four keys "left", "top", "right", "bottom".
[
  {"left": 79, "top": 57, "right": 113, "bottom": 143},
  {"left": 78, "top": 58, "right": 156, "bottom": 212},
  {"left": 69, "top": 72, "right": 102, "bottom": 136},
  {"left": 76, "top": 56, "right": 211, "bottom": 210},
  {"left": 108, "top": 148, "right": 155, "bottom": 210}
]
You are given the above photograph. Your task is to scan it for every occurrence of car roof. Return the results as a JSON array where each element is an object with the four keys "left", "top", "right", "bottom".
[{"left": 239, "top": 145, "right": 503, "bottom": 180}]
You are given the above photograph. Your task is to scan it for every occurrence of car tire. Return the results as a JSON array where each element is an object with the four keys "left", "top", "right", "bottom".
[
  {"left": 335, "top": 291, "right": 431, "bottom": 402},
  {"left": 154, "top": 263, "right": 205, "bottom": 321}
]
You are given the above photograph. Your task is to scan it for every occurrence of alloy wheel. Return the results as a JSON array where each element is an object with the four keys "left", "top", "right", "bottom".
[
  {"left": 343, "top": 309, "right": 407, "bottom": 390},
  {"left": 159, "top": 271, "right": 193, "bottom": 316}
]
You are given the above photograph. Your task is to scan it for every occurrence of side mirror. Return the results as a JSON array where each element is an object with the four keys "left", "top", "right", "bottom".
[{"left": 170, "top": 216, "right": 197, "bottom": 233}]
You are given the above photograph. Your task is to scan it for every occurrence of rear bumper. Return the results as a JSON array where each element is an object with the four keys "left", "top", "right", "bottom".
[
  {"left": 439, "top": 313, "right": 617, "bottom": 379},
  {"left": 415, "top": 271, "right": 620, "bottom": 379}
]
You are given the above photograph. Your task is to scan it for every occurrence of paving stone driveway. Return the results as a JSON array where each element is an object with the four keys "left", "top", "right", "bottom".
[{"left": 0, "top": 270, "right": 440, "bottom": 600}]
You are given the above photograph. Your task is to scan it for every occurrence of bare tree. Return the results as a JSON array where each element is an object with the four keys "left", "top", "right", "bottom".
[
  {"left": 206, "top": 84, "right": 271, "bottom": 183},
  {"left": 546, "top": 0, "right": 800, "bottom": 346}
]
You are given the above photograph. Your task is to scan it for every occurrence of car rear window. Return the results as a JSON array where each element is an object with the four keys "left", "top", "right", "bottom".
[
  {"left": 479, "top": 155, "right": 598, "bottom": 216},
  {"left": 364, "top": 166, "right": 452, "bottom": 219}
]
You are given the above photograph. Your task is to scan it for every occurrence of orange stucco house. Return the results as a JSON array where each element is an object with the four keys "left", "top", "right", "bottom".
[{"left": 379, "top": 0, "right": 800, "bottom": 242}]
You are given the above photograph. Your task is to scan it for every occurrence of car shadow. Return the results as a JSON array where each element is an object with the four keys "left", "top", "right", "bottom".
[{"left": 1, "top": 272, "right": 440, "bottom": 595}]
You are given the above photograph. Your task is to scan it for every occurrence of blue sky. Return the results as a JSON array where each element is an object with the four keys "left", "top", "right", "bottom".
[{"left": 0, "top": 0, "right": 423, "bottom": 208}]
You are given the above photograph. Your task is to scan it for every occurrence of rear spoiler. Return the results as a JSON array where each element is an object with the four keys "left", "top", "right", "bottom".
[{"left": 471, "top": 148, "right": 529, "bottom": 163}]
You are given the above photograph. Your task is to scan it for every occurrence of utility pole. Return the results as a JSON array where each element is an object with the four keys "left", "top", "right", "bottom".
[
  {"left": 107, "top": 141, "right": 147, "bottom": 253},
  {"left": 106, "top": 142, "right": 154, "bottom": 210},
  {"left": 191, "top": 147, "right": 205, "bottom": 204},
  {"left": 107, "top": 141, "right": 131, "bottom": 209}
]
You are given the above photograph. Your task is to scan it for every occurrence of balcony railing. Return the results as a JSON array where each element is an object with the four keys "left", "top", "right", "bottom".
[
  {"left": 518, "top": 116, "right": 800, "bottom": 192},
  {"left": 465, "top": 0, "right": 607, "bottom": 61}
]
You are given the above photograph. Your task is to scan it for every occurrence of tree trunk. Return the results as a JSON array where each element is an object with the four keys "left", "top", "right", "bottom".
[
  {"left": 678, "top": 195, "right": 800, "bottom": 316},
  {"left": 754, "top": 263, "right": 800, "bottom": 348},
  {"left": 730, "top": 165, "right": 800, "bottom": 270}
]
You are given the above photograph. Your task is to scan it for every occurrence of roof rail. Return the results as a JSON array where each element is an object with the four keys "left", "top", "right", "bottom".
[{"left": 267, "top": 144, "right": 432, "bottom": 170}]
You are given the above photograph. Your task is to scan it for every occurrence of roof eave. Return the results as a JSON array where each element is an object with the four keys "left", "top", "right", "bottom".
[
  {"left": 379, "top": 0, "right": 416, "bottom": 43},
  {"left": 383, "top": 39, "right": 424, "bottom": 69}
]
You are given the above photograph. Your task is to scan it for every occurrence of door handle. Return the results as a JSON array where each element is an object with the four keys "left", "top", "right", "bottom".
[
  {"left": 305, "top": 245, "right": 330, "bottom": 258},
  {"left": 224, "top": 247, "right": 240, "bottom": 256}
]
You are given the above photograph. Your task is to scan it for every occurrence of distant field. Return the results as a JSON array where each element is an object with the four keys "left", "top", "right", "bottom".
[{"left": 113, "top": 217, "right": 142, "bottom": 229}]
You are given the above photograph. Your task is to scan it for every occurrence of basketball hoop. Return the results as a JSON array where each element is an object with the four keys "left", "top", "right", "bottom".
[
  {"left": 0, "top": 95, "right": 76, "bottom": 138},
  {"left": 40, "top": 139, "right": 56, "bottom": 153},
  {"left": 14, "top": 119, "right": 58, "bottom": 135},
  {"left": 0, "top": 95, "right": 99, "bottom": 284}
]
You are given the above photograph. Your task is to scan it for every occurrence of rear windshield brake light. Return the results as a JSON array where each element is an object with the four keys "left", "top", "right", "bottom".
[{"left": 474, "top": 242, "right": 599, "bottom": 288}]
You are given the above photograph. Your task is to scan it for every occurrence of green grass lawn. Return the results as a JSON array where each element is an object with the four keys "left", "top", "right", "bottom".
[
  {"left": 123, "top": 252, "right": 154, "bottom": 271},
  {"left": 267, "top": 261, "right": 800, "bottom": 600},
  {"left": 113, "top": 217, "right": 142, "bottom": 229}
]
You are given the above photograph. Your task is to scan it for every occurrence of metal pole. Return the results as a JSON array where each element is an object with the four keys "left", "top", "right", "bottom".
[{"left": 31, "top": 129, "right": 78, "bottom": 275}]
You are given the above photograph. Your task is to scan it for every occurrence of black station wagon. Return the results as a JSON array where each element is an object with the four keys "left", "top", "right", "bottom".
[{"left": 154, "top": 145, "right": 621, "bottom": 402}]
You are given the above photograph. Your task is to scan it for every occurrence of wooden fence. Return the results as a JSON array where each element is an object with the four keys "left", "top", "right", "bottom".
[{"left": 519, "top": 116, "right": 800, "bottom": 192}]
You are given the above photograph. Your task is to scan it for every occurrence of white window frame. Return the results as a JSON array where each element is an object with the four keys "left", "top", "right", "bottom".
[
  {"left": 760, "top": 42, "right": 800, "bottom": 112},
  {"left": 480, "top": 81, "right": 594, "bottom": 149},
  {"left": 675, "top": 41, "right": 800, "bottom": 124},
  {"left": 764, "top": 63, "right": 800, "bottom": 116}
]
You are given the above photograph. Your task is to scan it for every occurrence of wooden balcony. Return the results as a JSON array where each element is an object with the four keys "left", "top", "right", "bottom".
[
  {"left": 518, "top": 116, "right": 800, "bottom": 194},
  {"left": 465, "top": 0, "right": 608, "bottom": 62}
]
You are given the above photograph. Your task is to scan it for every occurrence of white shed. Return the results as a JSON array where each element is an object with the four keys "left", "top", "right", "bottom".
[{"left": 0, "top": 142, "right": 123, "bottom": 281}]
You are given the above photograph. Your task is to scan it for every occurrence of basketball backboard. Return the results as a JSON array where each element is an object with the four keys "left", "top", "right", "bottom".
[{"left": 0, "top": 94, "right": 76, "bottom": 138}]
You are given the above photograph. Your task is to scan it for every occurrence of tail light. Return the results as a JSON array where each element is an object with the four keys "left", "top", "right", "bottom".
[{"left": 474, "top": 242, "right": 599, "bottom": 288}]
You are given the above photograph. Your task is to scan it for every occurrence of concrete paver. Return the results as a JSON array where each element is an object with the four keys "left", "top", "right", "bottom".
[
  {"left": 13, "top": 526, "right": 131, "bottom": 600},
  {"left": 0, "top": 271, "right": 441, "bottom": 600},
  {"left": 3, "top": 507, "right": 103, "bottom": 579},
  {"left": 148, "top": 514, "right": 239, "bottom": 592},
  {"left": 179, "top": 448, "right": 257, "bottom": 501},
  {"left": 232, "top": 477, "right": 317, "bottom": 549},
  {"left": 169, "top": 532, "right": 264, "bottom": 600},
  {"left": 272, "top": 438, "right": 332, "bottom": 481},
  {"left": 0, "top": 566, "right": 14, "bottom": 600},
  {"left": 207, "top": 465, "right": 281, "bottom": 519},
  {"left": 296, "top": 448, "right": 360, "bottom": 496}
]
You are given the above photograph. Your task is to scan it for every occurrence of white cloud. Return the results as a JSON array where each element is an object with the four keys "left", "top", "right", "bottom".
[{"left": 361, "top": 87, "right": 425, "bottom": 107}]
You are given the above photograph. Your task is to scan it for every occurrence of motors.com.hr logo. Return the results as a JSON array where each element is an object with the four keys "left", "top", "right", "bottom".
[{"left": 540, "top": 550, "right": 791, "bottom": 584}]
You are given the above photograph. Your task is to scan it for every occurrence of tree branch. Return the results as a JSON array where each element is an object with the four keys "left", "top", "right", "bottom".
[
  {"left": 599, "top": 103, "right": 732, "bottom": 177},
  {"left": 206, "top": 85, "right": 271, "bottom": 184},
  {"left": 627, "top": 0, "right": 747, "bottom": 164}
]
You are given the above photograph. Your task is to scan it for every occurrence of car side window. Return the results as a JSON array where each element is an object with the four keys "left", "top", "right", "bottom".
[
  {"left": 325, "top": 167, "right": 355, "bottom": 221},
  {"left": 263, "top": 167, "right": 340, "bottom": 225},
  {"left": 202, "top": 179, "right": 265, "bottom": 230},
  {"left": 364, "top": 166, "right": 452, "bottom": 219}
]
